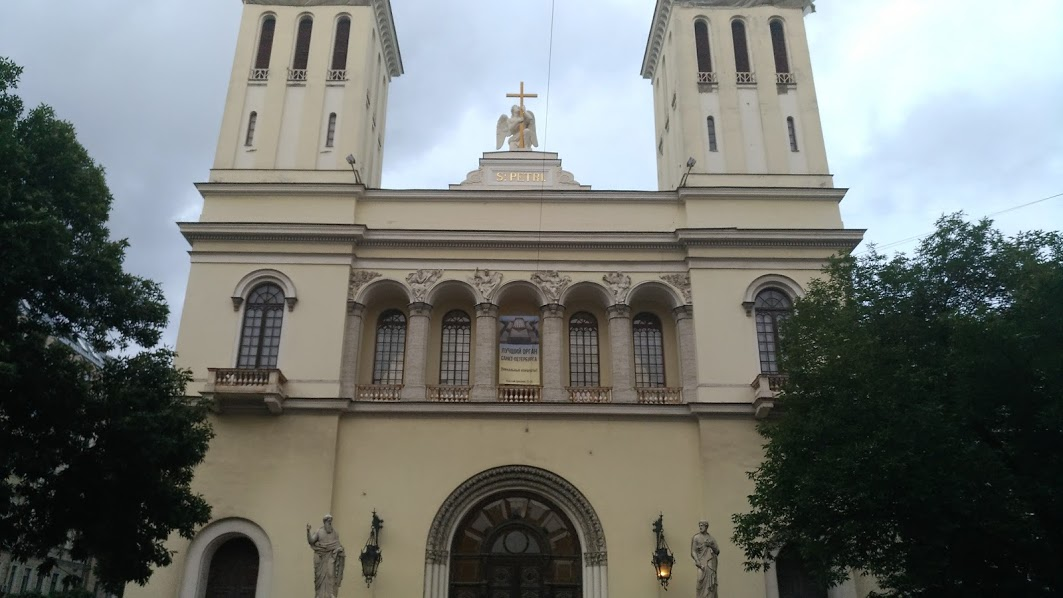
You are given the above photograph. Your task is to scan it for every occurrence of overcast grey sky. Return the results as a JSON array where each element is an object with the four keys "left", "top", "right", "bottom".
[{"left": 1, "top": 0, "right": 1061, "bottom": 347}]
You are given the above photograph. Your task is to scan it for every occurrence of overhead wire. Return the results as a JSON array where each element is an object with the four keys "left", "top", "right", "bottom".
[{"left": 535, "top": 0, "right": 557, "bottom": 268}]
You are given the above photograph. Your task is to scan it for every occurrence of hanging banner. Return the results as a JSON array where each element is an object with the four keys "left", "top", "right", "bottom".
[{"left": 498, "top": 315, "right": 541, "bottom": 385}]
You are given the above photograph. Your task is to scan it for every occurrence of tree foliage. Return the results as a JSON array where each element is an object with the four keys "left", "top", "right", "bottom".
[
  {"left": 0, "top": 57, "right": 213, "bottom": 593},
  {"left": 732, "top": 214, "right": 1063, "bottom": 597}
]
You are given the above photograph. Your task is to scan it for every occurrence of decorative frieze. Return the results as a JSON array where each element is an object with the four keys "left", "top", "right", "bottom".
[
  {"left": 531, "top": 270, "right": 572, "bottom": 303},
  {"left": 602, "top": 271, "right": 632, "bottom": 304},
  {"left": 406, "top": 269, "right": 443, "bottom": 302},
  {"left": 468, "top": 268, "right": 503, "bottom": 301},
  {"left": 347, "top": 270, "right": 381, "bottom": 301},
  {"left": 660, "top": 272, "right": 693, "bottom": 304}
]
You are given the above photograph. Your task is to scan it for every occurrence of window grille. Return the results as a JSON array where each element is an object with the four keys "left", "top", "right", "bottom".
[
  {"left": 245, "top": 112, "right": 257, "bottom": 147},
  {"left": 325, "top": 113, "right": 337, "bottom": 147},
  {"left": 633, "top": 313, "right": 666, "bottom": 388},
  {"left": 254, "top": 16, "right": 276, "bottom": 70},
  {"left": 237, "top": 283, "right": 285, "bottom": 369},
  {"left": 787, "top": 117, "right": 799, "bottom": 151},
  {"left": 770, "top": 19, "right": 791, "bottom": 74},
  {"left": 439, "top": 310, "right": 471, "bottom": 386},
  {"left": 373, "top": 310, "right": 406, "bottom": 384},
  {"left": 568, "top": 312, "right": 600, "bottom": 387},
  {"left": 292, "top": 16, "right": 313, "bottom": 71},
  {"left": 331, "top": 16, "right": 351, "bottom": 71},
  {"left": 755, "top": 289, "right": 792, "bottom": 374},
  {"left": 694, "top": 20, "right": 713, "bottom": 73},
  {"left": 707, "top": 116, "right": 718, "bottom": 152},
  {"left": 731, "top": 20, "right": 751, "bottom": 73}
]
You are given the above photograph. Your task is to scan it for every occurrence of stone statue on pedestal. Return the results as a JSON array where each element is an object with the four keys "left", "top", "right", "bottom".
[
  {"left": 496, "top": 105, "right": 539, "bottom": 151},
  {"left": 691, "top": 520, "right": 720, "bottom": 598},
  {"left": 307, "top": 515, "right": 345, "bottom": 598}
]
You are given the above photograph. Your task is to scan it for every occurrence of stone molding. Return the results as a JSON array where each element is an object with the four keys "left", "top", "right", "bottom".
[
  {"left": 606, "top": 304, "right": 632, "bottom": 320},
  {"left": 540, "top": 303, "right": 565, "bottom": 319},
  {"left": 474, "top": 303, "right": 499, "bottom": 318},
  {"left": 179, "top": 517, "right": 273, "bottom": 598},
  {"left": 408, "top": 302, "right": 432, "bottom": 317}
]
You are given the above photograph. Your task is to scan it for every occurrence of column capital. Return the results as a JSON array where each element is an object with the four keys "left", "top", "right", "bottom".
[
  {"left": 475, "top": 302, "right": 499, "bottom": 318},
  {"left": 408, "top": 302, "right": 433, "bottom": 317},
  {"left": 672, "top": 305, "right": 694, "bottom": 321},
  {"left": 346, "top": 300, "right": 367, "bottom": 316},
  {"left": 540, "top": 303, "right": 565, "bottom": 319},
  {"left": 606, "top": 304, "right": 632, "bottom": 320}
]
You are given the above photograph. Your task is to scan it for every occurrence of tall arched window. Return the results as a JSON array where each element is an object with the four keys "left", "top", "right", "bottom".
[
  {"left": 731, "top": 20, "right": 751, "bottom": 74},
  {"left": 325, "top": 113, "right": 337, "bottom": 147},
  {"left": 569, "top": 312, "right": 600, "bottom": 387},
  {"left": 204, "top": 537, "right": 259, "bottom": 597},
  {"left": 237, "top": 283, "right": 285, "bottom": 369},
  {"left": 787, "top": 117, "right": 799, "bottom": 152},
  {"left": 633, "top": 313, "right": 665, "bottom": 388},
  {"left": 770, "top": 19, "right": 791, "bottom": 74},
  {"left": 373, "top": 310, "right": 406, "bottom": 384},
  {"left": 707, "top": 116, "right": 718, "bottom": 152},
  {"left": 245, "top": 112, "right": 257, "bottom": 147},
  {"left": 292, "top": 16, "right": 314, "bottom": 71},
  {"left": 439, "top": 310, "right": 471, "bottom": 386},
  {"left": 694, "top": 20, "right": 713, "bottom": 73},
  {"left": 331, "top": 16, "right": 351, "bottom": 71},
  {"left": 755, "top": 289, "right": 792, "bottom": 373},
  {"left": 254, "top": 16, "right": 276, "bottom": 70}
]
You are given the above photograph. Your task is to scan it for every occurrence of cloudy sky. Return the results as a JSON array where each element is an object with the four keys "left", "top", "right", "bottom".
[{"left": 2, "top": 0, "right": 1061, "bottom": 347}]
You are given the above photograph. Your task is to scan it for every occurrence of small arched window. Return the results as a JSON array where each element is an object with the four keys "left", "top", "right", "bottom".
[
  {"left": 237, "top": 283, "right": 285, "bottom": 369},
  {"left": 770, "top": 19, "right": 791, "bottom": 74},
  {"left": 325, "top": 113, "right": 337, "bottom": 148},
  {"left": 755, "top": 289, "right": 792, "bottom": 374},
  {"left": 731, "top": 20, "right": 751, "bottom": 74},
  {"left": 373, "top": 310, "right": 406, "bottom": 384},
  {"left": 787, "top": 117, "right": 799, "bottom": 152},
  {"left": 707, "top": 116, "right": 718, "bottom": 152},
  {"left": 633, "top": 313, "right": 665, "bottom": 388},
  {"left": 254, "top": 16, "right": 276, "bottom": 70},
  {"left": 694, "top": 20, "right": 713, "bottom": 73},
  {"left": 439, "top": 310, "right": 471, "bottom": 386},
  {"left": 245, "top": 112, "right": 258, "bottom": 147},
  {"left": 568, "top": 312, "right": 600, "bottom": 387},
  {"left": 331, "top": 17, "right": 351, "bottom": 71},
  {"left": 292, "top": 16, "right": 314, "bottom": 71}
]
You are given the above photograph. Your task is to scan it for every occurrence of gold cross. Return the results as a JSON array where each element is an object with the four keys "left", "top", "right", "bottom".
[{"left": 506, "top": 81, "right": 538, "bottom": 149}]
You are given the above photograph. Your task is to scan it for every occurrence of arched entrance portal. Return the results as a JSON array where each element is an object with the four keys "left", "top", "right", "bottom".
[
  {"left": 205, "top": 537, "right": 259, "bottom": 598},
  {"left": 450, "top": 493, "right": 581, "bottom": 598}
]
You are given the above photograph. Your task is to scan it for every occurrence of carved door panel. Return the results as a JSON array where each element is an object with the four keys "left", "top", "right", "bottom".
[
  {"left": 205, "top": 537, "right": 259, "bottom": 598},
  {"left": 486, "top": 559, "right": 545, "bottom": 598}
]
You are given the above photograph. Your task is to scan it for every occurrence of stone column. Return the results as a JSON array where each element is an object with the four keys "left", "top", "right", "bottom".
[
  {"left": 400, "top": 302, "right": 432, "bottom": 401},
  {"left": 338, "top": 301, "right": 366, "bottom": 399},
  {"left": 540, "top": 303, "right": 566, "bottom": 402},
  {"left": 673, "top": 305, "right": 697, "bottom": 402},
  {"left": 607, "top": 304, "right": 636, "bottom": 403},
  {"left": 471, "top": 303, "right": 499, "bottom": 401}
]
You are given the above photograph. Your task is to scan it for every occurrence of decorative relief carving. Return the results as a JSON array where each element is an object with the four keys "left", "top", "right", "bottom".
[
  {"left": 531, "top": 271, "right": 572, "bottom": 303},
  {"left": 468, "top": 269, "right": 503, "bottom": 301},
  {"left": 425, "top": 548, "right": 449, "bottom": 564},
  {"left": 602, "top": 272, "right": 632, "bottom": 304},
  {"left": 660, "top": 273, "right": 693, "bottom": 304},
  {"left": 583, "top": 551, "right": 608, "bottom": 566},
  {"left": 347, "top": 270, "right": 381, "bottom": 301},
  {"left": 408, "top": 302, "right": 432, "bottom": 317},
  {"left": 406, "top": 269, "right": 443, "bottom": 302},
  {"left": 606, "top": 304, "right": 631, "bottom": 320},
  {"left": 475, "top": 303, "right": 499, "bottom": 318},
  {"left": 540, "top": 303, "right": 565, "bottom": 318}
]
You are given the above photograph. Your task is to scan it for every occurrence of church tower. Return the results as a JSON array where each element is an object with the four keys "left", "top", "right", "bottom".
[
  {"left": 642, "top": 0, "right": 831, "bottom": 190},
  {"left": 211, "top": 0, "right": 402, "bottom": 187}
]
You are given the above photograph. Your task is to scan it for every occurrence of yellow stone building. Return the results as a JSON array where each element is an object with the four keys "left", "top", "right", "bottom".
[{"left": 129, "top": 1, "right": 871, "bottom": 597}]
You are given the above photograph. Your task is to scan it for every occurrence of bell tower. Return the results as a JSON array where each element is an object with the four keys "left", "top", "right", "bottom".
[
  {"left": 211, "top": 0, "right": 402, "bottom": 187},
  {"left": 642, "top": 0, "right": 831, "bottom": 190}
]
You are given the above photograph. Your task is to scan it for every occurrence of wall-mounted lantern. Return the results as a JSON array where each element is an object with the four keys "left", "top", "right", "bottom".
[
  {"left": 651, "top": 513, "right": 676, "bottom": 589},
  {"left": 358, "top": 510, "right": 383, "bottom": 586}
]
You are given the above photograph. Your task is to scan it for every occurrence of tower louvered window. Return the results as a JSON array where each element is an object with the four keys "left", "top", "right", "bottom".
[
  {"left": 332, "top": 17, "right": 351, "bottom": 70},
  {"left": 770, "top": 19, "right": 791, "bottom": 74},
  {"left": 731, "top": 20, "right": 751, "bottom": 73}
]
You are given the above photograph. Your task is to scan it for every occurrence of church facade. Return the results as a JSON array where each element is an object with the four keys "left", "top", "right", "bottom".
[{"left": 127, "top": 1, "right": 872, "bottom": 597}]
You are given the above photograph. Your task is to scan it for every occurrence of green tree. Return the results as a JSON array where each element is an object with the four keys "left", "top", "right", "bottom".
[
  {"left": 732, "top": 215, "right": 1063, "bottom": 597},
  {"left": 0, "top": 57, "right": 213, "bottom": 593}
]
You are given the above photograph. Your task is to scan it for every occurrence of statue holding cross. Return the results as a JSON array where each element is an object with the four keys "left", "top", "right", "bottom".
[{"left": 496, "top": 81, "right": 539, "bottom": 151}]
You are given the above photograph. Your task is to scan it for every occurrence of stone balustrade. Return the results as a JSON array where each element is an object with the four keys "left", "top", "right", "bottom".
[
  {"left": 427, "top": 385, "right": 472, "bottom": 402},
  {"left": 566, "top": 387, "right": 612, "bottom": 403},
  {"left": 497, "top": 386, "right": 542, "bottom": 403},
  {"left": 635, "top": 387, "right": 683, "bottom": 404},
  {"left": 357, "top": 384, "right": 403, "bottom": 402}
]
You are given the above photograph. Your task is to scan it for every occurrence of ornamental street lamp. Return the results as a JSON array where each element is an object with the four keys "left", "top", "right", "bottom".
[
  {"left": 651, "top": 513, "right": 676, "bottom": 589},
  {"left": 358, "top": 510, "right": 383, "bottom": 586}
]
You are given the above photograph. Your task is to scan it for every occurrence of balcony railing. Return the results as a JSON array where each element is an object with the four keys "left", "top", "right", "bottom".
[
  {"left": 636, "top": 387, "right": 683, "bottom": 404},
  {"left": 736, "top": 71, "right": 756, "bottom": 84},
  {"left": 775, "top": 72, "right": 796, "bottom": 85},
  {"left": 326, "top": 69, "right": 348, "bottom": 82},
  {"left": 357, "top": 384, "right": 402, "bottom": 402},
  {"left": 697, "top": 71, "right": 718, "bottom": 84},
  {"left": 205, "top": 368, "right": 287, "bottom": 413},
  {"left": 498, "top": 386, "right": 542, "bottom": 403},
  {"left": 751, "top": 373, "right": 787, "bottom": 418},
  {"left": 567, "top": 387, "right": 612, "bottom": 403},
  {"left": 427, "top": 385, "right": 471, "bottom": 402},
  {"left": 248, "top": 68, "right": 269, "bottom": 82},
  {"left": 287, "top": 68, "right": 308, "bottom": 82}
]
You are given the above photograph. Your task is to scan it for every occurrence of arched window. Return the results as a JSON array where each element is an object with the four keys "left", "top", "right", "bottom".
[
  {"left": 325, "top": 113, "right": 337, "bottom": 148},
  {"left": 633, "top": 313, "right": 665, "bottom": 388},
  {"left": 439, "top": 310, "right": 471, "bottom": 386},
  {"left": 254, "top": 16, "right": 276, "bottom": 70},
  {"left": 770, "top": 19, "right": 791, "bottom": 74},
  {"left": 331, "top": 16, "right": 351, "bottom": 71},
  {"left": 373, "top": 310, "right": 406, "bottom": 384},
  {"left": 292, "top": 16, "right": 314, "bottom": 71},
  {"left": 204, "top": 537, "right": 259, "bottom": 597},
  {"left": 568, "top": 312, "right": 600, "bottom": 387},
  {"left": 237, "top": 283, "right": 285, "bottom": 369},
  {"left": 694, "top": 20, "right": 713, "bottom": 73},
  {"left": 776, "top": 545, "right": 828, "bottom": 598},
  {"left": 731, "top": 20, "right": 751, "bottom": 74},
  {"left": 707, "top": 116, "right": 718, "bottom": 152},
  {"left": 755, "top": 289, "right": 792, "bottom": 374},
  {"left": 245, "top": 112, "right": 257, "bottom": 147},
  {"left": 787, "top": 117, "right": 799, "bottom": 152}
]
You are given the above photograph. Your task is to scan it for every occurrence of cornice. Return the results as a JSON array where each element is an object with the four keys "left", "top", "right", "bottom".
[
  {"left": 676, "top": 228, "right": 865, "bottom": 250},
  {"left": 179, "top": 222, "right": 366, "bottom": 244},
  {"left": 196, "top": 182, "right": 366, "bottom": 197}
]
